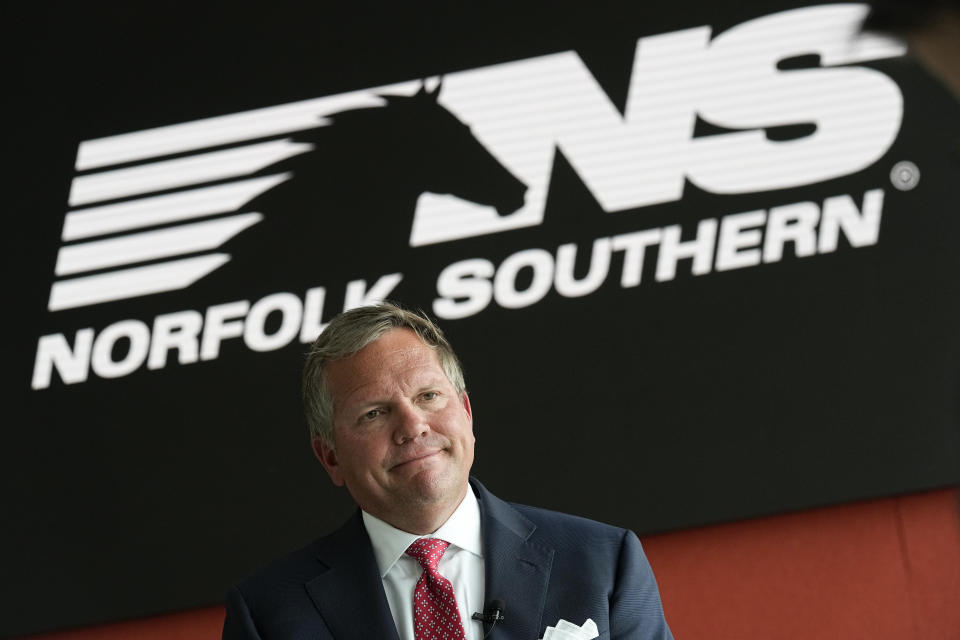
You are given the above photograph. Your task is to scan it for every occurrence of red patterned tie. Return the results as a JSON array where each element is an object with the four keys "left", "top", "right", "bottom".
[{"left": 405, "top": 538, "right": 467, "bottom": 640}]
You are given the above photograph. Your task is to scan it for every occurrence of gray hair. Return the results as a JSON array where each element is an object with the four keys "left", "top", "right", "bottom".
[{"left": 302, "top": 302, "right": 466, "bottom": 448}]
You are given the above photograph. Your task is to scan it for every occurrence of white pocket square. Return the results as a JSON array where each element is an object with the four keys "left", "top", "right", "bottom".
[{"left": 539, "top": 617, "right": 600, "bottom": 640}]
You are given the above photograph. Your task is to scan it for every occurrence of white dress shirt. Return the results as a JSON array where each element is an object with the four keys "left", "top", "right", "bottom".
[{"left": 362, "top": 487, "right": 486, "bottom": 640}]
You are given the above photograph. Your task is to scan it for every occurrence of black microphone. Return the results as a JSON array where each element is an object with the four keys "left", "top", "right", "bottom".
[
  {"left": 471, "top": 598, "right": 505, "bottom": 623},
  {"left": 472, "top": 598, "right": 506, "bottom": 638}
]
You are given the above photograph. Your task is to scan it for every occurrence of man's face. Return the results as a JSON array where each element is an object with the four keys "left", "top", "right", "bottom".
[{"left": 313, "top": 328, "right": 475, "bottom": 532}]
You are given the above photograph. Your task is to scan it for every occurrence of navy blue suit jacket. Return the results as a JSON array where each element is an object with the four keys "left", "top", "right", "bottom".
[{"left": 223, "top": 479, "right": 673, "bottom": 639}]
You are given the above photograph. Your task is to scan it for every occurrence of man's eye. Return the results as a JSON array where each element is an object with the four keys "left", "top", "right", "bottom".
[
  {"left": 421, "top": 391, "right": 438, "bottom": 401},
  {"left": 362, "top": 409, "right": 383, "bottom": 421}
]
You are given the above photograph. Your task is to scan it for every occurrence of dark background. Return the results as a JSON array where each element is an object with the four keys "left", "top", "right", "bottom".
[{"left": 4, "top": 2, "right": 959, "bottom": 636}]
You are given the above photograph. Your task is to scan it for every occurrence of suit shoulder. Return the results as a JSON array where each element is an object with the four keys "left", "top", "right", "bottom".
[
  {"left": 233, "top": 537, "right": 326, "bottom": 600},
  {"left": 508, "top": 502, "right": 632, "bottom": 545}
]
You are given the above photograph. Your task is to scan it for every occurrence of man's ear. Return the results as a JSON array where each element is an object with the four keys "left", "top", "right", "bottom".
[
  {"left": 461, "top": 392, "right": 473, "bottom": 422},
  {"left": 312, "top": 437, "right": 345, "bottom": 487}
]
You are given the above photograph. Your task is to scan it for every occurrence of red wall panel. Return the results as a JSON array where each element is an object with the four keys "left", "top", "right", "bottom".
[{"left": 644, "top": 488, "right": 960, "bottom": 639}]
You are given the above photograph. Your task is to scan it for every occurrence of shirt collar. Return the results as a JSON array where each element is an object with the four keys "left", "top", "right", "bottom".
[{"left": 362, "top": 485, "right": 483, "bottom": 578}]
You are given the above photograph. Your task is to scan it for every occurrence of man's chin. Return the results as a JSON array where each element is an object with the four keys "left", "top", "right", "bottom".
[{"left": 393, "top": 465, "right": 466, "bottom": 504}]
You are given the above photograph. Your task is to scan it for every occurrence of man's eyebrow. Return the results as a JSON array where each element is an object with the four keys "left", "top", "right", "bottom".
[
  {"left": 416, "top": 377, "right": 451, "bottom": 392},
  {"left": 346, "top": 395, "right": 388, "bottom": 410},
  {"left": 342, "top": 373, "right": 448, "bottom": 403}
]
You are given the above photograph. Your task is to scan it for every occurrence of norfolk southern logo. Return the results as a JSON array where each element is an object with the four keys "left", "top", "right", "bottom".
[{"left": 34, "top": 4, "right": 908, "bottom": 388}]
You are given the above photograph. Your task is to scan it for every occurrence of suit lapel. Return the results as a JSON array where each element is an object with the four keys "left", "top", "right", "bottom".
[
  {"left": 473, "top": 479, "right": 555, "bottom": 640},
  {"left": 305, "top": 512, "right": 400, "bottom": 640}
]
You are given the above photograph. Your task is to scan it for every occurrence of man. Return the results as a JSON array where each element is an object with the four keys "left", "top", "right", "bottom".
[{"left": 223, "top": 303, "right": 673, "bottom": 639}]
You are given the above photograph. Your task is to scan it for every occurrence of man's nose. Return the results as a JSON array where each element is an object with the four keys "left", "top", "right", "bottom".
[{"left": 393, "top": 403, "right": 429, "bottom": 444}]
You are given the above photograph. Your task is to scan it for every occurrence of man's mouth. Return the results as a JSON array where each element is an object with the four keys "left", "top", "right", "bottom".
[{"left": 390, "top": 449, "right": 443, "bottom": 469}]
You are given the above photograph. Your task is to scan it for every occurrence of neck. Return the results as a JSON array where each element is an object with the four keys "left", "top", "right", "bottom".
[{"left": 384, "top": 485, "right": 469, "bottom": 535}]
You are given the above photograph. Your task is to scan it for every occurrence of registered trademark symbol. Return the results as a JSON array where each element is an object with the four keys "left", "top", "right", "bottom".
[{"left": 890, "top": 160, "right": 920, "bottom": 191}]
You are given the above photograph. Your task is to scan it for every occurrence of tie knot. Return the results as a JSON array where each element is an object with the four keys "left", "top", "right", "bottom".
[{"left": 405, "top": 537, "right": 450, "bottom": 571}]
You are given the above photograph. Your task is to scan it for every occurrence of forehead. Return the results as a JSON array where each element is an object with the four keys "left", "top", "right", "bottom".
[{"left": 325, "top": 328, "right": 446, "bottom": 405}]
